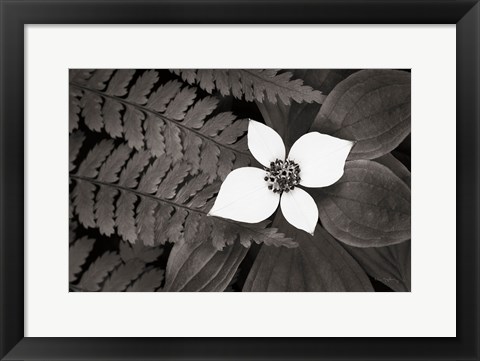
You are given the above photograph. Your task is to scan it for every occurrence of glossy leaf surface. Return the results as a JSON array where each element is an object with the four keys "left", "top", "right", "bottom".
[
  {"left": 243, "top": 215, "right": 373, "bottom": 291},
  {"left": 315, "top": 160, "right": 411, "bottom": 247},
  {"left": 311, "top": 69, "right": 411, "bottom": 160}
]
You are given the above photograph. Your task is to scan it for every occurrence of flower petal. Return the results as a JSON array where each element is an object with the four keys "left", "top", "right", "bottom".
[
  {"left": 208, "top": 167, "right": 280, "bottom": 223},
  {"left": 280, "top": 188, "right": 318, "bottom": 235},
  {"left": 247, "top": 119, "right": 286, "bottom": 167},
  {"left": 288, "top": 132, "right": 353, "bottom": 188}
]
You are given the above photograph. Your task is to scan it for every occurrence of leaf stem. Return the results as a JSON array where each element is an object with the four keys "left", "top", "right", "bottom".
[
  {"left": 71, "top": 174, "right": 208, "bottom": 216},
  {"left": 70, "top": 82, "right": 250, "bottom": 157},
  {"left": 70, "top": 174, "right": 289, "bottom": 246}
]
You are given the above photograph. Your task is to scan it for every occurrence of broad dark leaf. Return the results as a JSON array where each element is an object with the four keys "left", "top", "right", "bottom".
[
  {"left": 243, "top": 214, "right": 373, "bottom": 292},
  {"left": 285, "top": 102, "right": 320, "bottom": 149},
  {"left": 256, "top": 100, "right": 289, "bottom": 141},
  {"left": 311, "top": 69, "right": 411, "bottom": 160},
  {"left": 302, "top": 69, "right": 359, "bottom": 90},
  {"left": 344, "top": 240, "right": 411, "bottom": 291},
  {"left": 392, "top": 134, "right": 411, "bottom": 170},
  {"left": 164, "top": 239, "right": 248, "bottom": 292},
  {"left": 315, "top": 160, "right": 411, "bottom": 247},
  {"left": 374, "top": 153, "right": 411, "bottom": 188},
  {"left": 288, "top": 70, "right": 358, "bottom": 147}
]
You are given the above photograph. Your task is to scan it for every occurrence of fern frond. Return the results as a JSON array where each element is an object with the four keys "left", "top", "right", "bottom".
[
  {"left": 97, "top": 144, "right": 132, "bottom": 182},
  {"left": 78, "top": 139, "right": 115, "bottom": 178},
  {"left": 72, "top": 180, "right": 97, "bottom": 228},
  {"left": 136, "top": 197, "right": 157, "bottom": 246},
  {"left": 163, "top": 86, "right": 197, "bottom": 120},
  {"left": 69, "top": 236, "right": 95, "bottom": 283},
  {"left": 69, "top": 220, "right": 78, "bottom": 244},
  {"left": 101, "top": 259, "right": 145, "bottom": 292},
  {"left": 69, "top": 69, "right": 95, "bottom": 84},
  {"left": 70, "top": 142, "right": 296, "bottom": 250},
  {"left": 126, "top": 268, "right": 164, "bottom": 292},
  {"left": 69, "top": 70, "right": 99, "bottom": 133},
  {"left": 69, "top": 232, "right": 165, "bottom": 292},
  {"left": 105, "top": 69, "right": 135, "bottom": 96},
  {"left": 77, "top": 70, "right": 115, "bottom": 132},
  {"left": 85, "top": 69, "right": 115, "bottom": 90},
  {"left": 184, "top": 97, "right": 219, "bottom": 127},
  {"left": 69, "top": 88, "right": 83, "bottom": 133},
  {"left": 69, "top": 130, "right": 85, "bottom": 172},
  {"left": 123, "top": 106, "right": 145, "bottom": 149},
  {"left": 119, "top": 241, "right": 164, "bottom": 263},
  {"left": 77, "top": 251, "right": 122, "bottom": 291},
  {"left": 126, "top": 70, "right": 158, "bottom": 104},
  {"left": 170, "top": 69, "right": 326, "bottom": 105},
  {"left": 70, "top": 69, "right": 252, "bottom": 182}
]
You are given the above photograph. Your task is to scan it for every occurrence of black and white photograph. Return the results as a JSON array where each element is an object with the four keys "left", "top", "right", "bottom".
[
  {"left": 3, "top": 0, "right": 479, "bottom": 357},
  {"left": 69, "top": 69, "right": 411, "bottom": 292}
]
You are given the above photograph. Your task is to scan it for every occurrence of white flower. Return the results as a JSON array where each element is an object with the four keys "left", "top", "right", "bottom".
[{"left": 208, "top": 119, "right": 354, "bottom": 235}]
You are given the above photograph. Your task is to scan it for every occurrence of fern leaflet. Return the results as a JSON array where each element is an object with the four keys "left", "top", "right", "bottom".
[
  {"left": 170, "top": 69, "right": 326, "bottom": 105},
  {"left": 69, "top": 69, "right": 251, "bottom": 183},
  {"left": 69, "top": 236, "right": 95, "bottom": 283},
  {"left": 69, "top": 233, "right": 165, "bottom": 292},
  {"left": 70, "top": 141, "right": 296, "bottom": 250}
]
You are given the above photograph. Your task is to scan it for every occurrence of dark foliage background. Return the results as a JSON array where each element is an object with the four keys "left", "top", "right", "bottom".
[{"left": 69, "top": 69, "right": 411, "bottom": 292}]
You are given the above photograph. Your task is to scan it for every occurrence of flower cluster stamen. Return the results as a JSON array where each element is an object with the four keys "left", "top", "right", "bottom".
[{"left": 264, "top": 159, "right": 301, "bottom": 193}]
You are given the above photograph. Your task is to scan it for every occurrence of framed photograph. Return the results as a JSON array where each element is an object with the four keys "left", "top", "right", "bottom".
[
  {"left": 67, "top": 67, "right": 411, "bottom": 293},
  {"left": 1, "top": 0, "right": 478, "bottom": 360}
]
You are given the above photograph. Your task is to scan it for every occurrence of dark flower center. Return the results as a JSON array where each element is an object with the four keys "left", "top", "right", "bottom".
[{"left": 264, "top": 159, "right": 301, "bottom": 194}]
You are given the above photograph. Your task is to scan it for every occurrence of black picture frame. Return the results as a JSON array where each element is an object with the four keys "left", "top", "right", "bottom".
[{"left": 1, "top": 1, "right": 478, "bottom": 360}]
